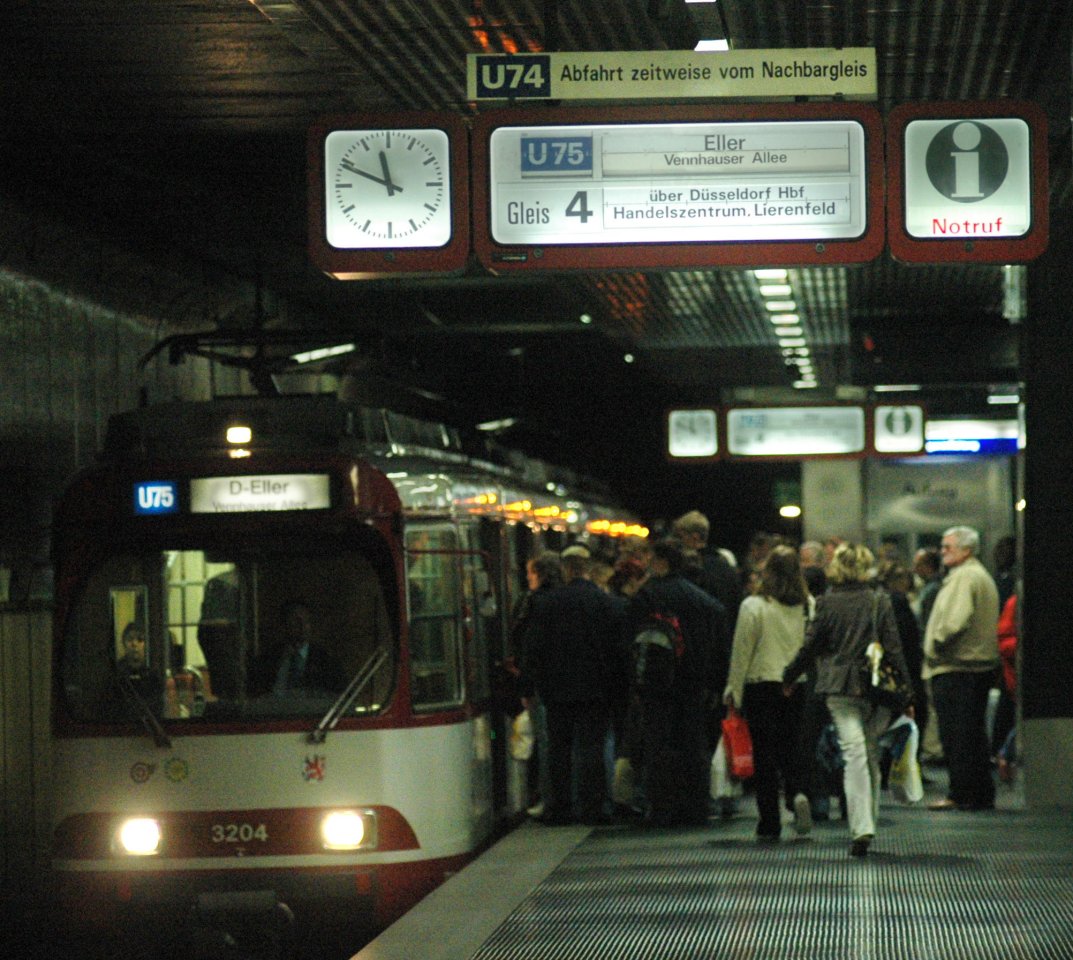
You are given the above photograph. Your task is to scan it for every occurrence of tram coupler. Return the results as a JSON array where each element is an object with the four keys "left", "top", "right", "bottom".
[{"left": 189, "top": 890, "right": 296, "bottom": 960}]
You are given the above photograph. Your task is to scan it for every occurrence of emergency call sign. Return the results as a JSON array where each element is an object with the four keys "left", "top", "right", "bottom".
[{"left": 887, "top": 101, "right": 1048, "bottom": 263}]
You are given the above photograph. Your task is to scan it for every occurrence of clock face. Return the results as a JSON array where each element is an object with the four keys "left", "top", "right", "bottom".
[{"left": 324, "top": 128, "right": 452, "bottom": 249}]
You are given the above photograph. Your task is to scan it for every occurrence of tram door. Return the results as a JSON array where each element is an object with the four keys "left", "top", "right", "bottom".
[{"left": 404, "top": 522, "right": 497, "bottom": 830}]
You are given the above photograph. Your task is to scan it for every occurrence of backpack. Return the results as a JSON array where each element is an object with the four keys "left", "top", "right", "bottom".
[{"left": 633, "top": 612, "right": 685, "bottom": 693}]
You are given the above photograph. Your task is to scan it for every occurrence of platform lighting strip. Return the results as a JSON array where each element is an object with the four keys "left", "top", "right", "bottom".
[{"left": 754, "top": 269, "right": 816, "bottom": 389}]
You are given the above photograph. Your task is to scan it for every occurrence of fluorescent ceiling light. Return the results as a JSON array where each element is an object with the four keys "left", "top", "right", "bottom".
[
  {"left": 987, "top": 394, "right": 1020, "bottom": 405},
  {"left": 779, "top": 338, "right": 807, "bottom": 348},
  {"left": 476, "top": 417, "right": 517, "bottom": 432},
  {"left": 874, "top": 384, "right": 922, "bottom": 392},
  {"left": 775, "top": 326, "right": 804, "bottom": 338},
  {"left": 753, "top": 269, "right": 788, "bottom": 280},
  {"left": 769, "top": 313, "right": 800, "bottom": 325},
  {"left": 764, "top": 300, "right": 797, "bottom": 312},
  {"left": 290, "top": 342, "right": 356, "bottom": 364},
  {"left": 793, "top": 380, "right": 819, "bottom": 389},
  {"left": 758, "top": 284, "right": 793, "bottom": 297}
]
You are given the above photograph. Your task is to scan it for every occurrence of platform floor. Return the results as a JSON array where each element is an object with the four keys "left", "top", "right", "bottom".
[{"left": 354, "top": 772, "right": 1073, "bottom": 960}]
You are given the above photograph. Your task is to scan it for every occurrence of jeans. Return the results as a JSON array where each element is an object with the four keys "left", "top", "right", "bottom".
[
  {"left": 827, "top": 695, "right": 891, "bottom": 840},
  {"left": 931, "top": 670, "right": 996, "bottom": 808}
]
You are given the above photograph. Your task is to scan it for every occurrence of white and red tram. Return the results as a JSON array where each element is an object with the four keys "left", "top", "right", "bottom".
[{"left": 49, "top": 393, "right": 643, "bottom": 955}]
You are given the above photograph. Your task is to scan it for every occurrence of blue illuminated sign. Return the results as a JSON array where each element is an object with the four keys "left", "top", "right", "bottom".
[
  {"left": 925, "top": 438, "right": 1018, "bottom": 456},
  {"left": 134, "top": 481, "right": 179, "bottom": 515},
  {"left": 520, "top": 136, "right": 593, "bottom": 175}
]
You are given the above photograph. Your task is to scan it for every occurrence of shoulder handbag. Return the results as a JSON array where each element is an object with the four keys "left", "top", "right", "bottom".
[
  {"left": 860, "top": 591, "right": 912, "bottom": 712},
  {"left": 721, "top": 704, "right": 755, "bottom": 780}
]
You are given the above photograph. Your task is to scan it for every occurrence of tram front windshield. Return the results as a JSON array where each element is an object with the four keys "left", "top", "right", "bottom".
[{"left": 60, "top": 546, "right": 396, "bottom": 722}]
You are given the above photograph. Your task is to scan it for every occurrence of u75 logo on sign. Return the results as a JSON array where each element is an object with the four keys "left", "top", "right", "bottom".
[{"left": 472, "top": 54, "right": 551, "bottom": 99}]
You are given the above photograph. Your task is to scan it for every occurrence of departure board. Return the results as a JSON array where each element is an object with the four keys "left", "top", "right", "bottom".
[{"left": 473, "top": 104, "right": 884, "bottom": 270}]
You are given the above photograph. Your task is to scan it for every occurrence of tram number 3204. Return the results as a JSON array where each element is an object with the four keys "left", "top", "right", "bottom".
[{"left": 211, "top": 823, "right": 269, "bottom": 843}]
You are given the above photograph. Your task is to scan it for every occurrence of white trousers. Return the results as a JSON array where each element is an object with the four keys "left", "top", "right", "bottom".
[{"left": 827, "top": 695, "right": 891, "bottom": 840}]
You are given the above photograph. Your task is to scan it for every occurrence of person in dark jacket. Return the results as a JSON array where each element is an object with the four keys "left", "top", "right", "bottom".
[
  {"left": 521, "top": 545, "right": 619, "bottom": 825},
  {"left": 628, "top": 538, "right": 729, "bottom": 826},
  {"left": 509, "top": 550, "right": 563, "bottom": 818},
  {"left": 250, "top": 600, "right": 345, "bottom": 697},
  {"left": 783, "top": 543, "right": 912, "bottom": 858},
  {"left": 672, "top": 510, "right": 742, "bottom": 632}
]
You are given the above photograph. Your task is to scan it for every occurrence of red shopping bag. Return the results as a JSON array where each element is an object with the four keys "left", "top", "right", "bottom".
[{"left": 721, "top": 705, "right": 755, "bottom": 780}]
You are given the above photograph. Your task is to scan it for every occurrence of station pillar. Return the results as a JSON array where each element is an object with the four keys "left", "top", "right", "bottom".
[{"left": 1022, "top": 141, "right": 1073, "bottom": 808}]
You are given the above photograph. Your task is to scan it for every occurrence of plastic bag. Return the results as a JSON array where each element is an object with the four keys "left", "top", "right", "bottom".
[
  {"left": 710, "top": 736, "right": 744, "bottom": 800},
  {"left": 887, "top": 716, "right": 924, "bottom": 803},
  {"left": 721, "top": 706, "right": 755, "bottom": 780},
  {"left": 509, "top": 709, "right": 534, "bottom": 761}
]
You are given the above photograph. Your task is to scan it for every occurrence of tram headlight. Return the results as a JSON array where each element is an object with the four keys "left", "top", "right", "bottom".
[
  {"left": 116, "top": 817, "right": 162, "bottom": 856},
  {"left": 321, "top": 809, "right": 376, "bottom": 851}
]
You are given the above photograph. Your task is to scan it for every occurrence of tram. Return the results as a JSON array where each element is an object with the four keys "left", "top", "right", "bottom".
[{"left": 49, "top": 390, "right": 643, "bottom": 956}]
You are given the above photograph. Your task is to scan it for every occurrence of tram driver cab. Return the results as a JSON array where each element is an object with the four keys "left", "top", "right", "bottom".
[{"left": 59, "top": 544, "right": 396, "bottom": 728}]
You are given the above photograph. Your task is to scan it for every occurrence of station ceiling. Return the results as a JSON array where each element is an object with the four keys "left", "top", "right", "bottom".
[{"left": 0, "top": 1, "right": 1068, "bottom": 507}]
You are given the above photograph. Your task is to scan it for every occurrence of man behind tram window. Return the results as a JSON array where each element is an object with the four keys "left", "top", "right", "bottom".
[
  {"left": 924, "top": 526, "right": 1001, "bottom": 812},
  {"left": 251, "top": 600, "right": 345, "bottom": 697}
]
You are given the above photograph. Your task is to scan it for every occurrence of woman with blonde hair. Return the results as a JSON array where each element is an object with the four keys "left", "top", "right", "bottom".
[
  {"left": 724, "top": 544, "right": 813, "bottom": 841},
  {"left": 783, "top": 543, "right": 912, "bottom": 857}
]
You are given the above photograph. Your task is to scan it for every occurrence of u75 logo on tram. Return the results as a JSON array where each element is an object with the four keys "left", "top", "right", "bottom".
[{"left": 134, "top": 480, "right": 180, "bottom": 515}]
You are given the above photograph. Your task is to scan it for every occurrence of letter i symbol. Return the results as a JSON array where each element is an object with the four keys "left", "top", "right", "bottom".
[{"left": 951, "top": 123, "right": 984, "bottom": 199}]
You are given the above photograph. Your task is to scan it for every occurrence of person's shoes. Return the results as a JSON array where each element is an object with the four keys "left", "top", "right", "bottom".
[
  {"left": 792, "top": 793, "right": 813, "bottom": 836},
  {"left": 849, "top": 834, "right": 873, "bottom": 857},
  {"left": 526, "top": 801, "right": 545, "bottom": 818},
  {"left": 756, "top": 830, "right": 780, "bottom": 844},
  {"left": 927, "top": 798, "right": 960, "bottom": 811}
]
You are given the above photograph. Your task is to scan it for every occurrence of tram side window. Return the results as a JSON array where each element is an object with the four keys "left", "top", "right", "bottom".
[{"left": 407, "top": 526, "right": 464, "bottom": 710}]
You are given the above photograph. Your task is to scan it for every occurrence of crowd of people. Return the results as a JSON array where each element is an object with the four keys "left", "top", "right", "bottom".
[{"left": 507, "top": 513, "right": 1015, "bottom": 858}]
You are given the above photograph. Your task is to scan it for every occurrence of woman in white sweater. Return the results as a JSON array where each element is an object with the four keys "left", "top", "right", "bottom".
[{"left": 724, "top": 545, "right": 813, "bottom": 841}]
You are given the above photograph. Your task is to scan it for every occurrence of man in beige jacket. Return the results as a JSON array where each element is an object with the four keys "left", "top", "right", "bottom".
[{"left": 923, "top": 526, "right": 1000, "bottom": 811}]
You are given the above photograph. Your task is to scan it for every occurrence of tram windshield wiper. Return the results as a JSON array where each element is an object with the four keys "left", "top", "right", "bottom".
[
  {"left": 309, "top": 647, "right": 389, "bottom": 744},
  {"left": 116, "top": 671, "right": 172, "bottom": 749}
]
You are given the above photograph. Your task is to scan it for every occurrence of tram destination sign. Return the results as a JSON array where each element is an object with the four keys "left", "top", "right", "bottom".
[
  {"left": 473, "top": 104, "right": 884, "bottom": 271},
  {"left": 190, "top": 474, "right": 331, "bottom": 514}
]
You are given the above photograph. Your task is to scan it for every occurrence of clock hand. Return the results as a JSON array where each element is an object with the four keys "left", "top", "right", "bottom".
[
  {"left": 379, "top": 150, "right": 402, "bottom": 196},
  {"left": 340, "top": 158, "right": 401, "bottom": 194}
]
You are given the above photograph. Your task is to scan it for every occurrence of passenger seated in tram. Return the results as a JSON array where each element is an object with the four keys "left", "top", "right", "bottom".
[{"left": 250, "top": 600, "right": 346, "bottom": 698}]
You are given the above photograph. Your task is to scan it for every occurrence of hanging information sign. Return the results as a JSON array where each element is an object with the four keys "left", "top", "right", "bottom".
[
  {"left": 467, "top": 49, "right": 877, "bottom": 101},
  {"left": 726, "top": 406, "right": 866, "bottom": 458},
  {"left": 473, "top": 103, "right": 884, "bottom": 271},
  {"left": 887, "top": 101, "right": 1048, "bottom": 263}
]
